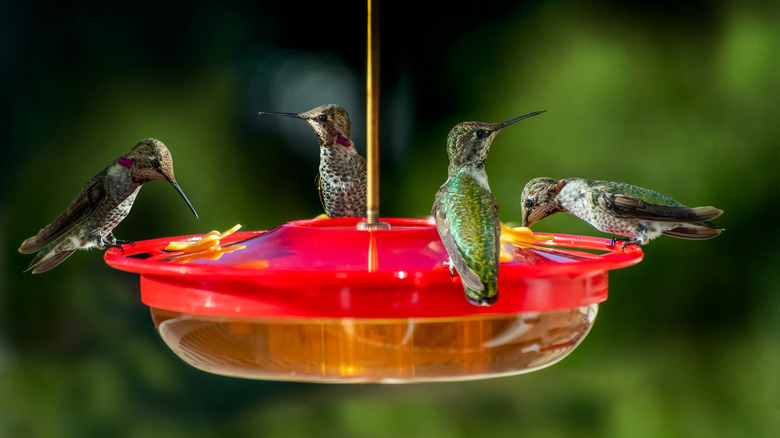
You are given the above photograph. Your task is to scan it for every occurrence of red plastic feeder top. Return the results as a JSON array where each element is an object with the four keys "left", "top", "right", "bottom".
[{"left": 104, "top": 217, "right": 643, "bottom": 319}]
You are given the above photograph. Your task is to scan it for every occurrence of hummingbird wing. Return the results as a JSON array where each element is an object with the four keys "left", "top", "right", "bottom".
[
  {"left": 432, "top": 200, "right": 485, "bottom": 292},
  {"left": 597, "top": 193, "right": 723, "bottom": 223},
  {"left": 18, "top": 177, "right": 108, "bottom": 254},
  {"left": 314, "top": 172, "right": 327, "bottom": 215}
]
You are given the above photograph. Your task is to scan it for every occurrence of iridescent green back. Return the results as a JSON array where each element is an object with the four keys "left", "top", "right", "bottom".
[
  {"left": 589, "top": 180, "right": 683, "bottom": 206},
  {"left": 439, "top": 172, "right": 500, "bottom": 288}
]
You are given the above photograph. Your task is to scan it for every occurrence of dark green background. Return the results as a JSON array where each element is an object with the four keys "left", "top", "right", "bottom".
[{"left": 1, "top": 1, "right": 778, "bottom": 436}]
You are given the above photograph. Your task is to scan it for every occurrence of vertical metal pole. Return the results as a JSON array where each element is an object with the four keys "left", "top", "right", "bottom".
[
  {"left": 366, "top": 0, "right": 379, "bottom": 223},
  {"left": 359, "top": 0, "right": 390, "bottom": 231}
]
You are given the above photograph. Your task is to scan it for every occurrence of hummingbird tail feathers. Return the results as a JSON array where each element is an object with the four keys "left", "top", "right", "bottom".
[
  {"left": 24, "top": 247, "right": 77, "bottom": 274},
  {"left": 663, "top": 223, "right": 723, "bottom": 240},
  {"left": 465, "top": 282, "right": 498, "bottom": 307}
]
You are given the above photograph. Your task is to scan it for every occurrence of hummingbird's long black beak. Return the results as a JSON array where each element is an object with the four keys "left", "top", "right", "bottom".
[
  {"left": 500, "top": 110, "right": 546, "bottom": 128},
  {"left": 257, "top": 111, "right": 305, "bottom": 120},
  {"left": 170, "top": 181, "right": 199, "bottom": 219}
]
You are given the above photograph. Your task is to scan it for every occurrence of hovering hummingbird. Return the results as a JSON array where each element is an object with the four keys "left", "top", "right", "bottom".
[
  {"left": 520, "top": 177, "right": 723, "bottom": 247},
  {"left": 432, "top": 110, "right": 546, "bottom": 306},
  {"left": 258, "top": 104, "right": 367, "bottom": 218},
  {"left": 19, "top": 138, "right": 198, "bottom": 274}
]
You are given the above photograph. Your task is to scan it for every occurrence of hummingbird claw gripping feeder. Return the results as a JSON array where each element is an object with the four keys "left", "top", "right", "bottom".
[{"left": 104, "top": 0, "right": 643, "bottom": 383}]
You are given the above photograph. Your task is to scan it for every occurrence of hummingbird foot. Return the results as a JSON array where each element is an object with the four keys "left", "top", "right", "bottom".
[
  {"left": 107, "top": 239, "right": 135, "bottom": 254},
  {"left": 609, "top": 237, "right": 641, "bottom": 250},
  {"left": 443, "top": 259, "right": 455, "bottom": 278},
  {"left": 621, "top": 239, "right": 641, "bottom": 250}
]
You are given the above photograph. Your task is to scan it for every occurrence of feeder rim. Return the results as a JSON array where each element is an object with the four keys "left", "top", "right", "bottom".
[{"left": 104, "top": 218, "right": 643, "bottom": 281}]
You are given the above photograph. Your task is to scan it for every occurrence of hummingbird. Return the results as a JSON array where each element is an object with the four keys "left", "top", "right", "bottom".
[
  {"left": 520, "top": 177, "right": 723, "bottom": 247},
  {"left": 258, "top": 104, "right": 367, "bottom": 218},
  {"left": 432, "top": 110, "right": 546, "bottom": 306},
  {"left": 19, "top": 138, "right": 198, "bottom": 274}
]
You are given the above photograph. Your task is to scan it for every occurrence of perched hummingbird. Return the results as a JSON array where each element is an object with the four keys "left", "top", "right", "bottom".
[
  {"left": 19, "top": 138, "right": 198, "bottom": 273},
  {"left": 258, "top": 104, "right": 367, "bottom": 218},
  {"left": 432, "top": 110, "right": 545, "bottom": 306},
  {"left": 520, "top": 177, "right": 723, "bottom": 247}
]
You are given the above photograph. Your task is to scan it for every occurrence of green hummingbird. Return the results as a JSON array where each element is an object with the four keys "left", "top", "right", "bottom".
[
  {"left": 520, "top": 177, "right": 723, "bottom": 247},
  {"left": 258, "top": 104, "right": 367, "bottom": 218},
  {"left": 19, "top": 138, "right": 198, "bottom": 273},
  {"left": 432, "top": 110, "right": 545, "bottom": 306}
]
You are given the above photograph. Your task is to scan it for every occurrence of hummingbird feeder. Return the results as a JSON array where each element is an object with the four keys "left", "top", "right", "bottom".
[{"left": 104, "top": 1, "right": 643, "bottom": 383}]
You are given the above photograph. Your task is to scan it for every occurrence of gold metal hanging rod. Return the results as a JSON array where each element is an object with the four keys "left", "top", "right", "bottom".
[{"left": 359, "top": 0, "right": 390, "bottom": 231}]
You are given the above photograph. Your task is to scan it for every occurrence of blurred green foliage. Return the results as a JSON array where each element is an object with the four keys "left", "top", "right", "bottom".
[{"left": 1, "top": 1, "right": 778, "bottom": 437}]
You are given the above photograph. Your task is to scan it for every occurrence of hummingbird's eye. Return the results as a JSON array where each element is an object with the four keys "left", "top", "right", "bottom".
[
  {"left": 524, "top": 199, "right": 534, "bottom": 208},
  {"left": 476, "top": 129, "right": 486, "bottom": 139},
  {"left": 317, "top": 114, "right": 327, "bottom": 122},
  {"left": 151, "top": 158, "right": 160, "bottom": 168}
]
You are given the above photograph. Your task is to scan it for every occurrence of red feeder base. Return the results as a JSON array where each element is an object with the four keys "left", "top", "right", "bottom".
[{"left": 105, "top": 218, "right": 642, "bottom": 383}]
